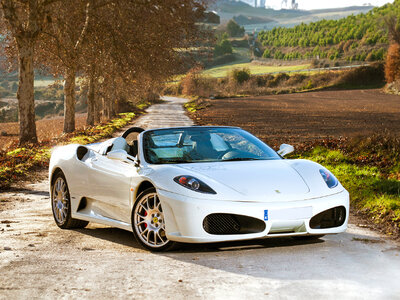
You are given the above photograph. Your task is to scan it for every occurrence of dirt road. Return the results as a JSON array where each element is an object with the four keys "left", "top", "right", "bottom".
[{"left": 1, "top": 96, "right": 400, "bottom": 299}]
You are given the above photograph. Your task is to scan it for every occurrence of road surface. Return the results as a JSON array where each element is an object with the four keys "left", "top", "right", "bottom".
[{"left": 0, "top": 96, "right": 399, "bottom": 299}]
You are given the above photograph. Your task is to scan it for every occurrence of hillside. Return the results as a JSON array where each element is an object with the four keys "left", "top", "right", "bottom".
[
  {"left": 256, "top": 1, "right": 399, "bottom": 62},
  {"left": 211, "top": 0, "right": 374, "bottom": 32}
]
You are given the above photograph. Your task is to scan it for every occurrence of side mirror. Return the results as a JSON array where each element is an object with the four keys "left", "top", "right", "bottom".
[
  {"left": 277, "top": 144, "right": 294, "bottom": 157},
  {"left": 107, "top": 149, "right": 138, "bottom": 166}
]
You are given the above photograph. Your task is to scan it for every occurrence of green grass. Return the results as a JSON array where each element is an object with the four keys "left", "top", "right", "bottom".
[
  {"left": 184, "top": 98, "right": 210, "bottom": 113},
  {"left": 202, "top": 63, "right": 311, "bottom": 78},
  {"left": 232, "top": 47, "right": 252, "bottom": 60},
  {"left": 292, "top": 147, "right": 400, "bottom": 231}
]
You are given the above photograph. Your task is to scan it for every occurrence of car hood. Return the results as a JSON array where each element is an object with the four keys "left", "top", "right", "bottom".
[
  {"left": 146, "top": 159, "right": 345, "bottom": 202},
  {"left": 175, "top": 160, "right": 310, "bottom": 200}
]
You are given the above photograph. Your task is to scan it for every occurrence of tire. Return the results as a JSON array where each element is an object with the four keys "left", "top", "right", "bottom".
[
  {"left": 51, "top": 171, "right": 89, "bottom": 229},
  {"left": 132, "top": 187, "right": 176, "bottom": 251}
]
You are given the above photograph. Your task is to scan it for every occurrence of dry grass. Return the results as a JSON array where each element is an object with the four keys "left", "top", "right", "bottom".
[
  {"left": 0, "top": 114, "right": 87, "bottom": 151},
  {"left": 170, "top": 63, "right": 385, "bottom": 99}
]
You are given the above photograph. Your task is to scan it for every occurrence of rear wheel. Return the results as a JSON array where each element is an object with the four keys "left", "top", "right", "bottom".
[
  {"left": 51, "top": 171, "right": 89, "bottom": 229},
  {"left": 132, "top": 187, "right": 176, "bottom": 251}
]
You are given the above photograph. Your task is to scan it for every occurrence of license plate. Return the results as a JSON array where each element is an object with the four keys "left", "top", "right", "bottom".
[
  {"left": 264, "top": 210, "right": 268, "bottom": 221},
  {"left": 268, "top": 207, "right": 312, "bottom": 221}
]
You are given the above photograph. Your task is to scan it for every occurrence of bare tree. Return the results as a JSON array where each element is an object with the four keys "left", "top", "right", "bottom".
[
  {"left": 0, "top": 0, "right": 60, "bottom": 144},
  {"left": 37, "top": 0, "right": 92, "bottom": 133},
  {"left": 82, "top": 0, "right": 208, "bottom": 123}
]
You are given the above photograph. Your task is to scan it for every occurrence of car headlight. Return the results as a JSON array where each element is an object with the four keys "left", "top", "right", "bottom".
[
  {"left": 174, "top": 175, "right": 216, "bottom": 194},
  {"left": 319, "top": 169, "right": 338, "bottom": 188}
]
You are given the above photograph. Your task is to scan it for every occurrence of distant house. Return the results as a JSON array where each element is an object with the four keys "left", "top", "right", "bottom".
[{"left": 201, "top": 11, "right": 221, "bottom": 25}]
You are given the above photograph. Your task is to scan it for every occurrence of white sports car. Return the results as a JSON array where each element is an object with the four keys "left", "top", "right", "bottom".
[{"left": 49, "top": 126, "right": 349, "bottom": 251}]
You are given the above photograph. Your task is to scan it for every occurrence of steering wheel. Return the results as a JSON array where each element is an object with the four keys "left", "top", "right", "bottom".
[
  {"left": 122, "top": 127, "right": 145, "bottom": 145},
  {"left": 122, "top": 127, "right": 145, "bottom": 139},
  {"left": 220, "top": 150, "right": 258, "bottom": 160},
  {"left": 220, "top": 150, "right": 245, "bottom": 160}
]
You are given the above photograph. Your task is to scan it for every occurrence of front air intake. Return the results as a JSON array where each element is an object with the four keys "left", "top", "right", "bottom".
[
  {"left": 203, "top": 213, "right": 266, "bottom": 235},
  {"left": 309, "top": 206, "right": 346, "bottom": 229}
]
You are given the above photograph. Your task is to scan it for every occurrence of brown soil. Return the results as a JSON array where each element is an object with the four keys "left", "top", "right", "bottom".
[
  {"left": 192, "top": 89, "right": 400, "bottom": 147},
  {"left": 0, "top": 114, "right": 87, "bottom": 151}
]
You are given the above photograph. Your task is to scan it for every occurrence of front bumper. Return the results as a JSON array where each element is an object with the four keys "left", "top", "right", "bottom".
[{"left": 158, "top": 189, "right": 350, "bottom": 243}]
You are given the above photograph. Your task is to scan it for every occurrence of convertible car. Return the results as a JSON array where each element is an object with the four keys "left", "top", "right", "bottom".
[{"left": 49, "top": 126, "right": 349, "bottom": 251}]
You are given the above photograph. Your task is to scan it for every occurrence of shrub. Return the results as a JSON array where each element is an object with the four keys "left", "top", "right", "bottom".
[
  {"left": 337, "top": 63, "right": 385, "bottom": 87},
  {"left": 226, "top": 20, "right": 245, "bottom": 37},
  {"left": 214, "top": 39, "right": 233, "bottom": 57},
  {"left": 286, "top": 74, "right": 306, "bottom": 85},
  {"left": 267, "top": 73, "right": 290, "bottom": 87},
  {"left": 385, "top": 43, "right": 400, "bottom": 83},
  {"left": 181, "top": 67, "right": 215, "bottom": 97},
  {"left": 254, "top": 74, "right": 274, "bottom": 87},
  {"left": 230, "top": 68, "right": 251, "bottom": 84},
  {"left": 262, "top": 48, "right": 271, "bottom": 58}
]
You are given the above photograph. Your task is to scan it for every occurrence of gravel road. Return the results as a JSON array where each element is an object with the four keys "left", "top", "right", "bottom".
[{"left": 0, "top": 96, "right": 399, "bottom": 299}]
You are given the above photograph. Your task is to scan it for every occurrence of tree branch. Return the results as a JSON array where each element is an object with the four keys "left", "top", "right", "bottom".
[{"left": 74, "top": 1, "right": 90, "bottom": 51}]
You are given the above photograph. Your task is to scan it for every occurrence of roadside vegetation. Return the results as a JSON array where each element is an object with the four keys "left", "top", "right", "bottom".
[
  {"left": 293, "top": 136, "right": 400, "bottom": 236},
  {"left": 165, "top": 63, "right": 385, "bottom": 98}
]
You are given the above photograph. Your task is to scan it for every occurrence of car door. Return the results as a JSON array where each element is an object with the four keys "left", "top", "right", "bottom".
[{"left": 85, "top": 151, "right": 137, "bottom": 223}]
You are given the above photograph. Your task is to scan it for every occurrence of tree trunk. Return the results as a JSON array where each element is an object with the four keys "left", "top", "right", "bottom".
[
  {"left": 103, "top": 97, "right": 110, "bottom": 120},
  {"left": 86, "top": 74, "right": 95, "bottom": 126},
  {"left": 94, "top": 95, "right": 101, "bottom": 123},
  {"left": 17, "top": 40, "right": 38, "bottom": 145},
  {"left": 109, "top": 98, "right": 116, "bottom": 118},
  {"left": 63, "top": 67, "right": 76, "bottom": 133}
]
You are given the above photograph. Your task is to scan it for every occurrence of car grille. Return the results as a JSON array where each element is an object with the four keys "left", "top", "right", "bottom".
[{"left": 203, "top": 213, "right": 266, "bottom": 235}]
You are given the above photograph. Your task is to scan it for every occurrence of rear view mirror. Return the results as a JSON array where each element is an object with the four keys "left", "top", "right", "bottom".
[
  {"left": 107, "top": 149, "right": 138, "bottom": 166},
  {"left": 277, "top": 144, "right": 294, "bottom": 157}
]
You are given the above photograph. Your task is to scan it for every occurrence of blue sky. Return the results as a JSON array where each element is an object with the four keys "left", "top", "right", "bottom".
[{"left": 267, "top": 0, "right": 394, "bottom": 10}]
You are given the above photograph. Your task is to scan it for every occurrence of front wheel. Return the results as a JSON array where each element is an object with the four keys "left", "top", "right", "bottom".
[
  {"left": 132, "top": 187, "right": 176, "bottom": 251},
  {"left": 51, "top": 171, "right": 89, "bottom": 229}
]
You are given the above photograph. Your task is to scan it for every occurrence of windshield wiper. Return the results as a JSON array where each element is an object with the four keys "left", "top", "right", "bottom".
[
  {"left": 157, "top": 160, "right": 195, "bottom": 164},
  {"left": 221, "top": 157, "right": 261, "bottom": 162}
]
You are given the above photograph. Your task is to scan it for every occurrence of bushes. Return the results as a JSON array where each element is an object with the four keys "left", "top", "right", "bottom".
[
  {"left": 262, "top": 48, "right": 271, "bottom": 58},
  {"left": 385, "top": 43, "right": 400, "bottom": 83},
  {"left": 226, "top": 20, "right": 245, "bottom": 37},
  {"left": 176, "top": 63, "right": 385, "bottom": 98},
  {"left": 214, "top": 35, "right": 233, "bottom": 57},
  {"left": 181, "top": 67, "right": 216, "bottom": 97},
  {"left": 337, "top": 62, "right": 385, "bottom": 87},
  {"left": 267, "top": 73, "right": 290, "bottom": 87},
  {"left": 230, "top": 68, "right": 250, "bottom": 84}
]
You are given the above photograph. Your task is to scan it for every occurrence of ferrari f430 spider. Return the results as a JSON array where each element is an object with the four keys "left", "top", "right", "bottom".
[{"left": 49, "top": 126, "right": 349, "bottom": 251}]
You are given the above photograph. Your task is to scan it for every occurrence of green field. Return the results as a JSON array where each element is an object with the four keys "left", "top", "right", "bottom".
[
  {"left": 34, "top": 79, "right": 56, "bottom": 87},
  {"left": 202, "top": 62, "right": 311, "bottom": 78}
]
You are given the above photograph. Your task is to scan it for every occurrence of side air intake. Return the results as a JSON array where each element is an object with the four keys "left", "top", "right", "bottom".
[
  {"left": 203, "top": 213, "right": 266, "bottom": 235},
  {"left": 309, "top": 206, "right": 346, "bottom": 229}
]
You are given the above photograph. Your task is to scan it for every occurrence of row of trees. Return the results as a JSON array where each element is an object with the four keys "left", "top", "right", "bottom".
[
  {"left": 257, "top": 1, "right": 400, "bottom": 48},
  {"left": 0, "top": 0, "right": 207, "bottom": 145},
  {"left": 262, "top": 46, "right": 386, "bottom": 62}
]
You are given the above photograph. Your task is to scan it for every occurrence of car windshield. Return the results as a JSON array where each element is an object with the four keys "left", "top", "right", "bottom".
[{"left": 142, "top": 127, "right": 281, "bottom": 164}]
